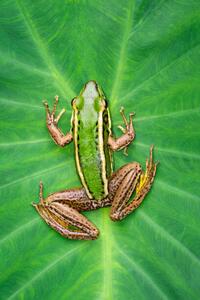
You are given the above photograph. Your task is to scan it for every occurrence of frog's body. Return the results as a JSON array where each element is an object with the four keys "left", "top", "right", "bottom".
[
  {"left": 73, "top": 81, "right": 112, "bottom": 200},
  {"left": 33, "top": 81, "right": 158, "bottom": 240}
]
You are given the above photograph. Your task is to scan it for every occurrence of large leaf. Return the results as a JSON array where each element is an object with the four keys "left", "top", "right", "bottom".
[{"left": 0, "top": 0, "right": 200, "bottom": 299}]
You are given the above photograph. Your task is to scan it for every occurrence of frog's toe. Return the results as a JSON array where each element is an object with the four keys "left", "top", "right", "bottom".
[{"left": 39, "top": 180, "right": 44, "bottom": 202}]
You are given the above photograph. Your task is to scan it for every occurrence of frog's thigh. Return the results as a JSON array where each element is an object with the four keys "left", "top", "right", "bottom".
[
  {"left": 41, "top": 187, "right": 111, "bottom": 211},
  {"left": 34, "top": 201, "right": 99, "bottom": 240},
  {"left": 33, "top": 187, "right": 110, "bottom": 240}
]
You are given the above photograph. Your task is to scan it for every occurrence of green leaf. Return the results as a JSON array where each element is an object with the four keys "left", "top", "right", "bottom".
[{"left": 0, "top": 0, "right": 200, "bottom": 299}]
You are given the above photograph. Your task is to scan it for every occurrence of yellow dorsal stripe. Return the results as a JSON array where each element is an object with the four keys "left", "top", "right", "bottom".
[
  {"left": 98, "top": 109, "right": 108, "bottom": 196},
  {"left": 73, "top": 108, "right": 93, "bottom": 199}
]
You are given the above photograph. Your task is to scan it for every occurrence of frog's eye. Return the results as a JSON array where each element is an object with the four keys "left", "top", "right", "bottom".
[
  {"left": 94, "top": 97, "right": 106, "bottom": 112},
  {"left": 71, "top": 97, "right": 84, "bottom": 110}
]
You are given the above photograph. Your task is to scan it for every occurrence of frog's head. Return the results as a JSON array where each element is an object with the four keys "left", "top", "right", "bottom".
[{"left": 71, "top": 80, "right": 107, "bottom": 113}]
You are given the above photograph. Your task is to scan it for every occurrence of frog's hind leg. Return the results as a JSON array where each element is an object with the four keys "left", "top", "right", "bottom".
[
  {"left": 109, "top": 146, "right": 158, "bottom": 221},
  {"left": 32, "top": 185, "right": 110, "bottom": 240},
  {"left": 34, "top": 201, "right": 99, "bottom": 240}
]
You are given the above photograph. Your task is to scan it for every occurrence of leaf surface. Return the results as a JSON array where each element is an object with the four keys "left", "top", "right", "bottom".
[{"left": 0, "top": 0, "right": 200, "bottom": 299}]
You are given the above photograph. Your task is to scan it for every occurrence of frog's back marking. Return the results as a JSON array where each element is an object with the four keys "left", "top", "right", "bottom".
[
  {"left": 103, "top": 108, "right": 113, "bottom": 180},
  {"left": 73, "top": 106, "right": 112, "bottom": 200}
]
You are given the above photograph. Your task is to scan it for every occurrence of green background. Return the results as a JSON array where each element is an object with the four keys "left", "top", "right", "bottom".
[{"left": 0, "top": 0, "right": 200, "bottom": 299}]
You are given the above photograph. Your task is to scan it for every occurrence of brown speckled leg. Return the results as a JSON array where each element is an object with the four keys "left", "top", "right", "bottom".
[
  {"left": 109, "top": 146, "right": 158, "bottom": 221},
  {"left": 43, "top": 96, "right": 73, "bottom": 147},
  {"left": 34, "top": 202, "right": 99, "bottom": 240},
  {"left": 33, "top": 146, "right": 157, "bottom": 239},
  {"left": 32, "top": 184, "right": 111, "bottom": 240}
]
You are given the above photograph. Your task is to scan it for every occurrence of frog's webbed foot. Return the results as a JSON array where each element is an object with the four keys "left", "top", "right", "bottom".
[
  {"left": 32, "top": 185, "right": 101, "bottom": 240},
  {"left": 119, "top": 107, "right": 134, "bottom": 134},
  {"left": 108, "top": 107, "right": 135, "bottom": 152},
  {"left": 32, "top": 181, "right": 44, "bottom": 206},
  {"left": 136, "top": 145, "right": 158, "bottom": 195},
  {"left": 118, "top": 107, "right": 135, "bottom": 156},
  {"left": 43, "top": 95, "right": 66, "bottom": 126},
  {"left": 109, "top": 145, "right": 158, "bottom": 221}
]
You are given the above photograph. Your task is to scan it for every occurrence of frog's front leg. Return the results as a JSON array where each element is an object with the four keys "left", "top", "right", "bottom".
[
  {"left": 108, "top": 107, "right": 135, "bottom": 151},
  {"left": 32, "top": 184, "right": 111, "bottom": 240},
  {"left": 109, "top": 146, "right": 158, "bottom": 221},
  {"left": 43, "top": 95, "right": 73, "bottom": 146}
]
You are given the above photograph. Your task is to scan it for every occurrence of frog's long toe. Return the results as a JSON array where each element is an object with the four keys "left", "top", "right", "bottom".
[
  {"left": 31, "top": 181, "right": 45, "bottom": 207},
  {"left": 39, "top": 180, "right": 43, "bottom": 199}
]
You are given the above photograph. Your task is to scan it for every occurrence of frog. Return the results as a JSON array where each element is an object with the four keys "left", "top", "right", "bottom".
[{"left": 32, "top": 80, "right": 158, "bottom": 240}]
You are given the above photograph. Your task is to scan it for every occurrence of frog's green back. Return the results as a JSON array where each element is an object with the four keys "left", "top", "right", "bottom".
[{"left": 72, "top": 81, "right": 112, "bottom": 200}]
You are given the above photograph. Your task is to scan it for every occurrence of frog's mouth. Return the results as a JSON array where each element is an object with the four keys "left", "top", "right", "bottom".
[{"left": 83, "top": 80, "right": 99, "bottom": 100}]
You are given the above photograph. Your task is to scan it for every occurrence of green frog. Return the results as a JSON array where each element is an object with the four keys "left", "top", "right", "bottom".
[{"left": 33, "top": 80, "right": 158, "bottom": 240}]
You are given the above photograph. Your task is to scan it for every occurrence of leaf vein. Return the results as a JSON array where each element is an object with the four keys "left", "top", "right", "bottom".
[
  {"left": 135, "top": 142, "right": 200, "bottom": 161},
  {"left": 0, "top": 163, "right": 66, "bottom": 190},
  {"left": 7, "top": 244, "right": 86, "bottom": 300},
  {"left": 16, "top": 0, "right": 75, "bottom": 98},
  {"left": 122, "top": 43, "right": 200, "bottom": 101},
  {"left": 117, "top": 246, "right": 168, "bottom": 300},
  {"left": 139, "top": 211, "right": 200, "bottom": 267},
  {"left": 110, "top": 0, "right": 135, "bottom": 103}
]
